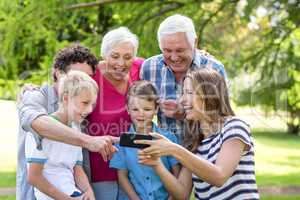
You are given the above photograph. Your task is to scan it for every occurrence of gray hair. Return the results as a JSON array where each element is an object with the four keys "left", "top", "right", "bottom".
[
  {"left": 101, "top": 27, "right": 139, "bottom": 58},
  {"left": 157, "top": 14, "right": 197, "bottom": 50}
]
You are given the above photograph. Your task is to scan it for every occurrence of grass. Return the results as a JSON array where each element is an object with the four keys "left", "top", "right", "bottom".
[
  {"left": 0, "top": 196, "right": 15, "bottom": 200},
  {"left": 253, "top": 129, "right": 300, "bottom": 187},
  {"left": 0, "top": 172, "right": 15, "bottom": 188},
  {"left": 0, "top": 171, "right": 15, "bottom": 200},
  {"left": 261, "top": 195, "right": 300, "bottom": 200}
]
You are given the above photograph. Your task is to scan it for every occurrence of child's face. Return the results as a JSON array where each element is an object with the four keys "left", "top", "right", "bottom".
[
  {"left": 67, "top": 89, "right": 97, "bottom": 124},
  {"left": 127, "top": 96, "right": 157, "bottom": 133}
]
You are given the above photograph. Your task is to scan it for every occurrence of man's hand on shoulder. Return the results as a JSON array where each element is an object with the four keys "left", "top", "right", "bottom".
[{"left": 17, "top": 83, "right": 40, "bottom": 104}]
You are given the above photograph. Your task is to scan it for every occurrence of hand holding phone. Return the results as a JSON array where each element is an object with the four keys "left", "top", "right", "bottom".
[
  {"left": 160, "top": 99, "right": 184, "bottom": 119},
  {"left": 120, "top": 133, "right": 153, "bottom": 149}
]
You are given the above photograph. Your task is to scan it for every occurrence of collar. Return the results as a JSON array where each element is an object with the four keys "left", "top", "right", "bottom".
[
  {"left": 128, "top": 123, "right": 159, "bottom": 134},
  {"left": 160, "top": 49, "right": 203, "bottom": 72},
  {"left": 192, "top": 49, "right": 202, "bottom": 69}
]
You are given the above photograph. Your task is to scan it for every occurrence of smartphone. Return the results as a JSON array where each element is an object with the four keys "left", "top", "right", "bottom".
[{"left": 120, "top": 132, "right": 153, "bottom": 149}]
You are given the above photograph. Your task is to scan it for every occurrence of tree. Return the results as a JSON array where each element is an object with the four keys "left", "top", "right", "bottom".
[
  {"left": 232, "top": 0, "right": 300, "bottom": 135},
  {"left": 0, "top": 0, "right": 299, "bottom": 134}
]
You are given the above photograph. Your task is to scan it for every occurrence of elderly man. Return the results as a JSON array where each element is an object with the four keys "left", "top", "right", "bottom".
[
  {"left": 17, "top": 44, "right": 118, "bottom": 200},
  {"left": 140, "top": 14, "right": 227, "bottom": 139}
]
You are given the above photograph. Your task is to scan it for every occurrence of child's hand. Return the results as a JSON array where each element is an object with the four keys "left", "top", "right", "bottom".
[
  {"left": 138, "top": 150, "right": 162, "bottom": 167},
  {"left": 81, "top": 188, "right": 95, "bottom": 200},
  {"left": 160, "top": 99, "right": 184, "bottom": 120}
]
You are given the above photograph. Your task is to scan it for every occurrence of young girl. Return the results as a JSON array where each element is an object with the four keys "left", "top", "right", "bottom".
[
  {"left": 25, "top": 71, "right": 98, "bottom": 200},
  {"left": 137, "top": 68, "right": 260, "bottom": 200},
  {"left": 109, "top": 80, "right": 180, "bottom": 200}
]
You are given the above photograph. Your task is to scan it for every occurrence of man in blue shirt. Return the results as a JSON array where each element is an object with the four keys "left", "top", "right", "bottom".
[{"left": 140, "top": 14, "right": 227, "bottom": 140}]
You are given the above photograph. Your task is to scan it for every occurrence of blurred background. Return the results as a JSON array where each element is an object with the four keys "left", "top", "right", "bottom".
[{"left": 0, "top": 0, "right": 299, "bottom": 199}]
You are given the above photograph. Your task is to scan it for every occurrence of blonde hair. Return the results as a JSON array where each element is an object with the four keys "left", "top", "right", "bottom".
[{"left": 58, "top": 70, "right": 98, "bottom": 103}]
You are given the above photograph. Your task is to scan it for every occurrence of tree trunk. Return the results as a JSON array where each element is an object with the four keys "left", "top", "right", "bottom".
[{"left": 287, "top": 123, "right": 299, "bottom": 135}]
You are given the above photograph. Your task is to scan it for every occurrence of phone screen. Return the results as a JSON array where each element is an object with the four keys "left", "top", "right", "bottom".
[{"left": 120, "top": 133, "right": 153, "bottom": 149}]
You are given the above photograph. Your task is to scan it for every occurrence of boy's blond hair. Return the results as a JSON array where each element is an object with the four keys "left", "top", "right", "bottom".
[{"left": 58, "top": 70, "right": 98, "bottom": 103}]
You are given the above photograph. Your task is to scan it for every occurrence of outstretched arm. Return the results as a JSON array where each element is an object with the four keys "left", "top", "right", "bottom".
[
  {"left": 137, "top": 132, "right": 247, "bottom": 187},
  {"left": 31, "top": 116, "right": 118, "bottom": 161},
  {"left": 170, "top": 139, "right": 245, "bottom": 187},
  {"left": 18, "top": 90, "right": 118, "bottom": 160}
]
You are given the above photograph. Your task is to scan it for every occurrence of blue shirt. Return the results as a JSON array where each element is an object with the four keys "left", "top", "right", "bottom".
[
  {"left": 140, "top": 50, "right": 227, "bottom": 140},
  {"left": 109, "top": 124, "right": 179, "bottom": 200}
]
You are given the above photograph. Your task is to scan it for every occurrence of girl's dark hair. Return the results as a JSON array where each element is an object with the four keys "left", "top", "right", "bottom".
[
  {"left": 127, "top": 80, "right": 159, "bottom": 107},
  {"left": 53, "top": 43, "right": 98, "bottom": 81},
  {"left": 183, "top": 120, "right": 203, "bottom": 152},
  {"left": 182, "top": 68, "right": 235, "bottom": 152}
]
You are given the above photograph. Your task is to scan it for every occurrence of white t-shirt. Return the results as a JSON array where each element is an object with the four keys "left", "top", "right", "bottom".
[{"left": 25, "top": 120, "right": 83, "bottom": 200}]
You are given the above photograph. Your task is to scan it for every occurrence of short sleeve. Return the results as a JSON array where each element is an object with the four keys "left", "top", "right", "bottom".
[
  {"left": 72, "top": 123, "right": 83, "bottom": 166},
  {"left": 75, "top": 149, "right": 83, "bottom": 166},
  {"left": 222, "top": 118, "right": 252, "bottom": 153},
  {"left": 25, "top": 132, "right": 47, "bottom": 164},
  {"left": 109, "top": 145, "right": 127, "bottom": 170}
]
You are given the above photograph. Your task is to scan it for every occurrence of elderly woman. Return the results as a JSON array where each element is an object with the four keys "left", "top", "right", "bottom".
[{"left": 86, "top": 27, "right": 143, "bottom": 200}]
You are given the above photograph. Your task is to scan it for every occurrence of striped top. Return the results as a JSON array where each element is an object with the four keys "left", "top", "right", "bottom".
[{"left": 192, "top": 117, "right": 260, "bottom": 200}]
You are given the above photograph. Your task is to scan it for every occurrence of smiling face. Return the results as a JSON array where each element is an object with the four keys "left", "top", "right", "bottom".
[
  {"left": 181, "top": 77, "right": 206, "bottom": 121},
  {"left": 105, "top": 42, "right": 135, "bottom": 81},
  {"left": 161, "top": 32, "right": 195, "bottom": 75},
  {"left": 127, "top": 96, "right": 158, "bottom": 133},
  {"left": 66, "top": 89, "right": 97, "bottom": 124}
]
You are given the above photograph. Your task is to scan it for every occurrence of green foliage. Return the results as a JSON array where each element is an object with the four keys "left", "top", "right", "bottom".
[
  {"left": 0, "top": 0, "right": 299, "bottom": 133},
  {"left": 232, "top": 0, "right": 300, "bottom": 134}
]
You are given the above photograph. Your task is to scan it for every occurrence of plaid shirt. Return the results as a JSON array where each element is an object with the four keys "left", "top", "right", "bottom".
[{"left": 140, "top": 50, "right": 227, "bottom": 140}]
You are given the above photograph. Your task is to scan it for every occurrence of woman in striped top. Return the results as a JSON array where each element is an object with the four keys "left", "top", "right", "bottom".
[{"left": 136, "top": 68, "right": 260, "bottom": 200}]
